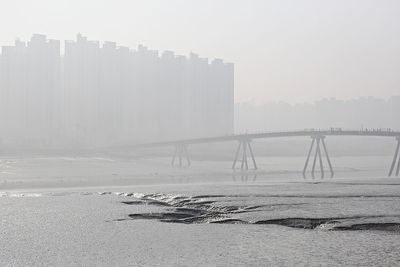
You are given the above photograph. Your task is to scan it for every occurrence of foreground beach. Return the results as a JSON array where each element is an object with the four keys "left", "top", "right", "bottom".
[{"left": 1, "top": 156, "right": 400, "bottom": 266}]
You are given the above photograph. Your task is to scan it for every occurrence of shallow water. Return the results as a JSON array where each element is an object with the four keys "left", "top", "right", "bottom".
[{"left": 1, "top": 156, "right": 400, "bottom": 266}]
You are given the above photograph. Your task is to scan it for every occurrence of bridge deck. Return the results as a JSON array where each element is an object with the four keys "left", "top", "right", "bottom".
[{"left": 134, "top": 129, "right": 400, "bottom": 148}]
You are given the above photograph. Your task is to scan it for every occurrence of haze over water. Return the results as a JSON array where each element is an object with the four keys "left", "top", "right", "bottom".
[{"left": 1, "top": 1, "right": 400, "bottom": 266}]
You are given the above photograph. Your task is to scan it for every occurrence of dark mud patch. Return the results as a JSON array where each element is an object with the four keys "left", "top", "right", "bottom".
[
  {"left": 254, "top": 216, "right": 400, "bottom": 231},
  {"left": 121, "top": 199, "right": 176, "bottom": 207},
  {"left": 121, "top": 201, "right": 143, "bottom": 205},
  {"left": 254, "top": 218, "right": 332, "bottom": 229},
  {"left": 129, "top": 212, "right": 196, "bottom": 221},
  {"left": 120, "top": 211, "right": 400, "bottom": 232},
  {"left": 191, "top": 195, "right": 227, "bottom": 199},
  {"left": 249, "top": 217, "right": 400, "bottom": 232},
  {"left": 155, "top": 193, "right": 400, "bottom": 199},
  {"left": 209, "top": 218, "right": 248, "bottom": 224},
  {"left": 334, "top": 223, "right": 400, "bottom": 231},
  {"left": 116, "top": 192, "right": 400, "bottom": 232}
]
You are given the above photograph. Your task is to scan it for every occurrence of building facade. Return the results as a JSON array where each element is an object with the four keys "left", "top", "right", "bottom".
[{"left": 0, "top": 34, "right": 234, "bottom": 148}]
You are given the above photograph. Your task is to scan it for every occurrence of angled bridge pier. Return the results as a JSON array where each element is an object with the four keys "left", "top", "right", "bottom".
[
  {"left": 171, "top": 144, "right": 191, "bottom": 167},
  {"left": 232, "top": 139, "right": 257, "bottom": 170},
  {"left": 133, "top": 129, "right": 400, "bottom": 176},
  {"left": 388, "top": 137, "right": 400, "bottom": 177},
  {"left": 303, "top": 135, "right": 334, "bottom": 178}
]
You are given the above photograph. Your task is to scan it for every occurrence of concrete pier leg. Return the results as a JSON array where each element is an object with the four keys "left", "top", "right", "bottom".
[
  {"left": 232, "top": 141, "right": 242, "bottom": 169},
  {"left": 303, "top": 137, "right": 316, "bottom": 177},
  {"left": 389, "top": 138, "right": 400, "bottom": 177},
  {"left": 171, "top": 144, "right": 190, "bottom": 168},
  {"left": 241, "top": 140, "right": 248, "bottom": 170},
  {"left": 311, "top": 138, "right": 319, "bottom": 178},
  {"left": 178, "top": 145, "right": 183, "bottom": 167},
  {"left": 241, "top": 142, "right": 245, "bottom": 170},
  {"left": 321, "top": 137, "right": 334, "bottom": 178},
  {"left": 317, "top": 138, "right": 324, "bottom": 178},
  {"left": 247, "top": 140, "right": 258, "bottom": 170},
  {"left": 396, "top": 150, "right": 400, "bottom": 177},
  {"left": 244, "top": 141, "right": 249, "bottom": 170},
  {"left": 183, "top": 145, "right": 191, "bottom": 166},
  {"left": 171, "top": 145, "right": 178, "bottom": 166}
]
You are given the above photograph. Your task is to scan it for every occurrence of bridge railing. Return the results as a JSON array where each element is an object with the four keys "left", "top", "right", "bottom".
[{"left": 234, "top": 127, "right": 400, "bottom": 137}]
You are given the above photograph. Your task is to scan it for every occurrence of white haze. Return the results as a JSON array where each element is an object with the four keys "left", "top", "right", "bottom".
[
  {"left": 0, "top": 34, "right": 233, "bottom": 147},
  {"left": 1, "top": 0, "right": 400, "bottom": 147},
  {"left": 2, "top": 2, "right": 400, "bottom": 266},
  {"left": 0, "top": 0, "right": 400, "bottom": 103}
]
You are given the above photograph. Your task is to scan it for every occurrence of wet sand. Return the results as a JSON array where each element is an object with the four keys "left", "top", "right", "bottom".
[{"left": 1, "top": 156, "right": 400, "bottom": 266}]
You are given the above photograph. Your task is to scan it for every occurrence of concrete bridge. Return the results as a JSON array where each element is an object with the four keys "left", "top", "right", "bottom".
[{"left": 133, "top": 128, "right": 400, "bottom": 178}]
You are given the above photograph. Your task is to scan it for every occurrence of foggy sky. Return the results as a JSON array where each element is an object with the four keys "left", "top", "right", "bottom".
[{"left": 1, "top": 0, "right": 399, "bottom": 104}]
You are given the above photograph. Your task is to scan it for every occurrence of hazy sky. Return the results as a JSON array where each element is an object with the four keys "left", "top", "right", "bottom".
[{"left": 1, "top": 0, "right": 399, "bottom": 104}]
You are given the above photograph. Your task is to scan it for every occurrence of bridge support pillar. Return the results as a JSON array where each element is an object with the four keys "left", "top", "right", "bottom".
[
  {"left": 171, "top": 144, "right": 191, "bottom": 167},
  {"left": 303, "top": 135, "right": 334, "bottom": 178},
  {"left": 232, "top": 139, "right": 257, "bottom": 170},
  {"left": 388, "top": 137, "right": 400, "bottom": 177}
]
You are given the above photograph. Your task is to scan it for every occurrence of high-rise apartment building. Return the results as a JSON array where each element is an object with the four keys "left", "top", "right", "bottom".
[
  {"left": 0, "top": 34, "right": 61, "bottom": 146},
  {"left": 0, "top": 34, "right": 234, "bottom": 148}
]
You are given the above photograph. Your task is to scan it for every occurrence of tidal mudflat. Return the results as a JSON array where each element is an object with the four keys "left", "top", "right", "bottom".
[{"left": 1, "top": 156, "right": 400, "bottom": 266}]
